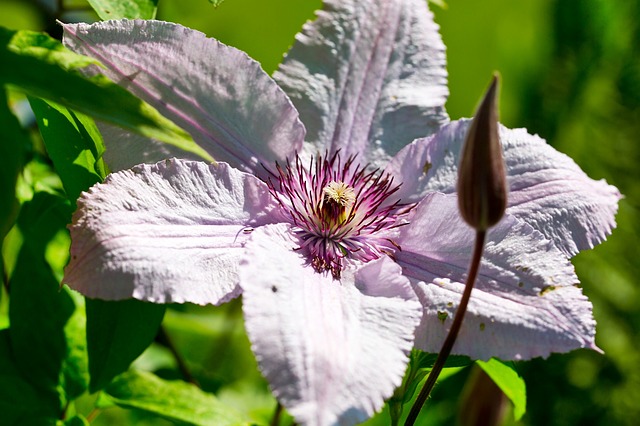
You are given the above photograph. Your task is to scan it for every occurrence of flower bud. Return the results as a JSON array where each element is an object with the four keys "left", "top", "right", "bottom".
[{"left": 457, "top": 74, "right": 507, "bottom": 231}]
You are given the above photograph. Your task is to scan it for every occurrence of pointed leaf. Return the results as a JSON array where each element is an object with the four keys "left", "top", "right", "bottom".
[
  {"left": 29, "top": 97, "right": 107, "bottom": 202},
  {"left": 86, "top": 0, "right": 158, "bottom": 20},
  {"left": 476, "top": 359, "right": 527, "bottom": 420},
  {"left": 98, "top": 370, "right": 248, "bottom": 426},
  {"left": 86, "top": 299, "right": 165, "bottom": 393},
  {"left": 0, "top": 27, "right": 211, "bottom": 162},
  {"left": 274, "top": 0, "right": 448, "bottom": 167}
]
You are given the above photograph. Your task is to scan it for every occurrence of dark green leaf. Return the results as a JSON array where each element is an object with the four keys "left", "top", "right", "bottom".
[
  {"left": 0, "top": 329, "right": 60, "bottom": 424},
  {"left": 62, "top": 414, "right": 90, "bottom": 426},
  {"left": 476, "top": 358, "right": 527, "bottom": 420},
  {"left": 86, "top": 299, "right": 165, "bottom": 393},
  {"left": 0, "top": 27, "right": 213, "bottom": 162},
  {"left": 99, "top": 370, "right": 248, "bottom": 426},
  {"left": 87, "top": 0, "right": 158, "bottom": 20},
  {"left": 0, "top": 89, "right": 26, "bottom": 243},
  {"left": 29, "top": 97, "right": 107, "bottom": 202},
  {"left": 8, "top": 193, "right": 75, "bottom": 403}
]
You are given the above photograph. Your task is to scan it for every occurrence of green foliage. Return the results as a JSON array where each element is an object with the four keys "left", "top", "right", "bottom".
[
  {"left": 98, "top": 370, "right": 249, "bottom": 425},
  {"left": 3, "top": 191, "right": 89, "bottom": 424},
  {"left": 207, "top": 0, "right": 227, "bottom": 7},
  {"left": 29, "top": 97, "right": 107, "bottom": 201},
  {"left": 0, "top": 89, "right": 25, "bottom": 243},
  {"left": 0, "top": 26, "right": 212, "bottom": 163},
  {"left": 86, "top": 299, "right": 166, "bottom": 393},
  {"left": 476, "top": 359, "right": 526, "bottom": 420},
  {"left": 87, "top": 0, "right": 158, "bottom": 20},
  {"left": 62, "top": 415, "right": 90, "bottom": 426},
  {"left": 1, "top": 1, "right": 638, "bottom": 425},
  {"left": 386, "top": 351, "right": 472, "bottom": 425},
  {"left": 0, "top": 329, "right": 59, "bottom": 424}
]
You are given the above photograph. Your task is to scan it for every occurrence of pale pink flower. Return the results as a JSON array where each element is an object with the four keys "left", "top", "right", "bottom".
[{"left": 62, "top": 1, "right": 620, "bottom": 424}]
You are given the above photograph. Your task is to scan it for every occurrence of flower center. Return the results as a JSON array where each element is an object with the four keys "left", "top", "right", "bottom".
[
  {"left": 321, "top": 181, "right": 355, "bottom": 226},
  {"left": 266, "top": 152, "right": 411, "bottom": 279}
]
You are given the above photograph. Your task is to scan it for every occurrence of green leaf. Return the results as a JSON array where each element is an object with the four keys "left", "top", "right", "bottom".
[
  {"left": 61, "top": 293, "right": 90, "bottom": 401},
  {"left": 8, "top": 193, "right": 76, "bottom": 406},
  {"left": 0, "top": 329, "right": 60, "bottom": 424},
  {"left": 476, "top": 358, "right": 527, "bottom": 420},
  {"left": 86, "top": 299, "right": 166, "bottom": 393},
  {"left": 62, "top": 415, "right": 90, "bottom": 426},
  {"left": 29, "top": 97, "right": 107, "bottom": 202},
  {"left": 99, "top": 370, "right": 249, "bottom": 426},
  {"left": 207, "top": 0, "right": 227, "bottom": 7},
  {"left": 86, "top": 0, "right": 158, "bottom": 20},
  {"left": 0, "top": 27, "right": 213, "bottom": 163},
  {"left": 0, "top": 89, "right": 26, "bottom": 242},
  {"left": 388, "top": 350, "right": 471, "bottom": 425}
]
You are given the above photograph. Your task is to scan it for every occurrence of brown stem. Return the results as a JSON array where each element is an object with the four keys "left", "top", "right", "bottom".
[
  {"left": 157, "top": 325, "right": 200, "bottom": 387},
  {"left": 404, "top": 230, "right": 486, "bottom": 426},
  {"left": 270, "top": 401, "right": 284, "bottom": 426}
]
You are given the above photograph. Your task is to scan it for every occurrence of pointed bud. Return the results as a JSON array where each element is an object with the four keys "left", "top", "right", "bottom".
[{"left": 457, "top": 74, "right": 507, "bottom": 231}]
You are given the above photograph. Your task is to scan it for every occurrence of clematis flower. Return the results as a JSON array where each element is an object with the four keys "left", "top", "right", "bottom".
[{"left": 61, "top": 0, "right": 620, "bottom": 424}]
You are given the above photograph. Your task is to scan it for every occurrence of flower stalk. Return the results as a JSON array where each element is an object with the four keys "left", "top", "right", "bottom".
[{"left": 405, "top": 74, "right": 506, "bottom": 425}]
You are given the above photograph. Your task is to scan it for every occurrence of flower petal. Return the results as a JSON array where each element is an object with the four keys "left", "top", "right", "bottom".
[
  {"left": 274, "top": 0, "right": 448, "bottom": 168},
  {"left": 62, "top": 20, "right": 306, "bottom": 175},
  {"left": 395, "top": 193, "right": 598, "bottom": 360},
  {"left": 387, "top": 119, "right": 621, "bottom": 256},
  {"left": 240, "top": 224, "right": 421, "bottom": 426},
  {"left": 64, "top": 159, "right": 280, "bottom": 305}
]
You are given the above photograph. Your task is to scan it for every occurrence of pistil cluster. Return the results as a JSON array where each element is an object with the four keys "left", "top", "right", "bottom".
[{"left": 265, "top": 152, "right": 411, "bottom": 279}]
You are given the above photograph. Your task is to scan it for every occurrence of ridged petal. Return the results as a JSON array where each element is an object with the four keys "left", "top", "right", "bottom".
[
  {"left": 64, "top": 159, "right": 279, "bottom": 304},
  {"left": 274, "top": 0, "right": 448, "bottom": 168},
  {"left": 396, "top": 193, "right": 598, "bottom": 360},
  {"left": 240, "top": 224, "right": 421, "bottom": 426},
  {"left": 62, "top": 20, "right": 306, "bottom": 175},
  {"left": 387, "top": 119, "right": 621, "bottom": 256}
]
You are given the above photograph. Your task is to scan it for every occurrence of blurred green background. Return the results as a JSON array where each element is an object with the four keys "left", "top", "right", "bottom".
[{"left": 1, "top": 0, "right": 638, "bottom": 425}]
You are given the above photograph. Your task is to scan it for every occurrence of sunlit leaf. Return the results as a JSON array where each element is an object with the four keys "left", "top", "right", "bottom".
[
  {"left": 387, "top": 350, "right": 471, "bottom": 426},
  {"left": 476, "top": 358, "right": 527, "bottom": 420},
  {"left": 98, "top": 370, "right": 249, "bottom": 426},
  {"left": 29, "top": 97, "right": 107, "bottom": 202},
  {"left": 207, "top": 0, "right": 227, "bottom": 7},
  {"left": 61, "top": 292, "right": 89, "bottom": 401},
  {"left": 86, "top": 299, "right": 165, "bottom": 393},
  {"left": 87, "top": 0, "right": 158, "bottom": 20},
  {"left": 0, "top": 27, "right": 213, "bottom": 162}
]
